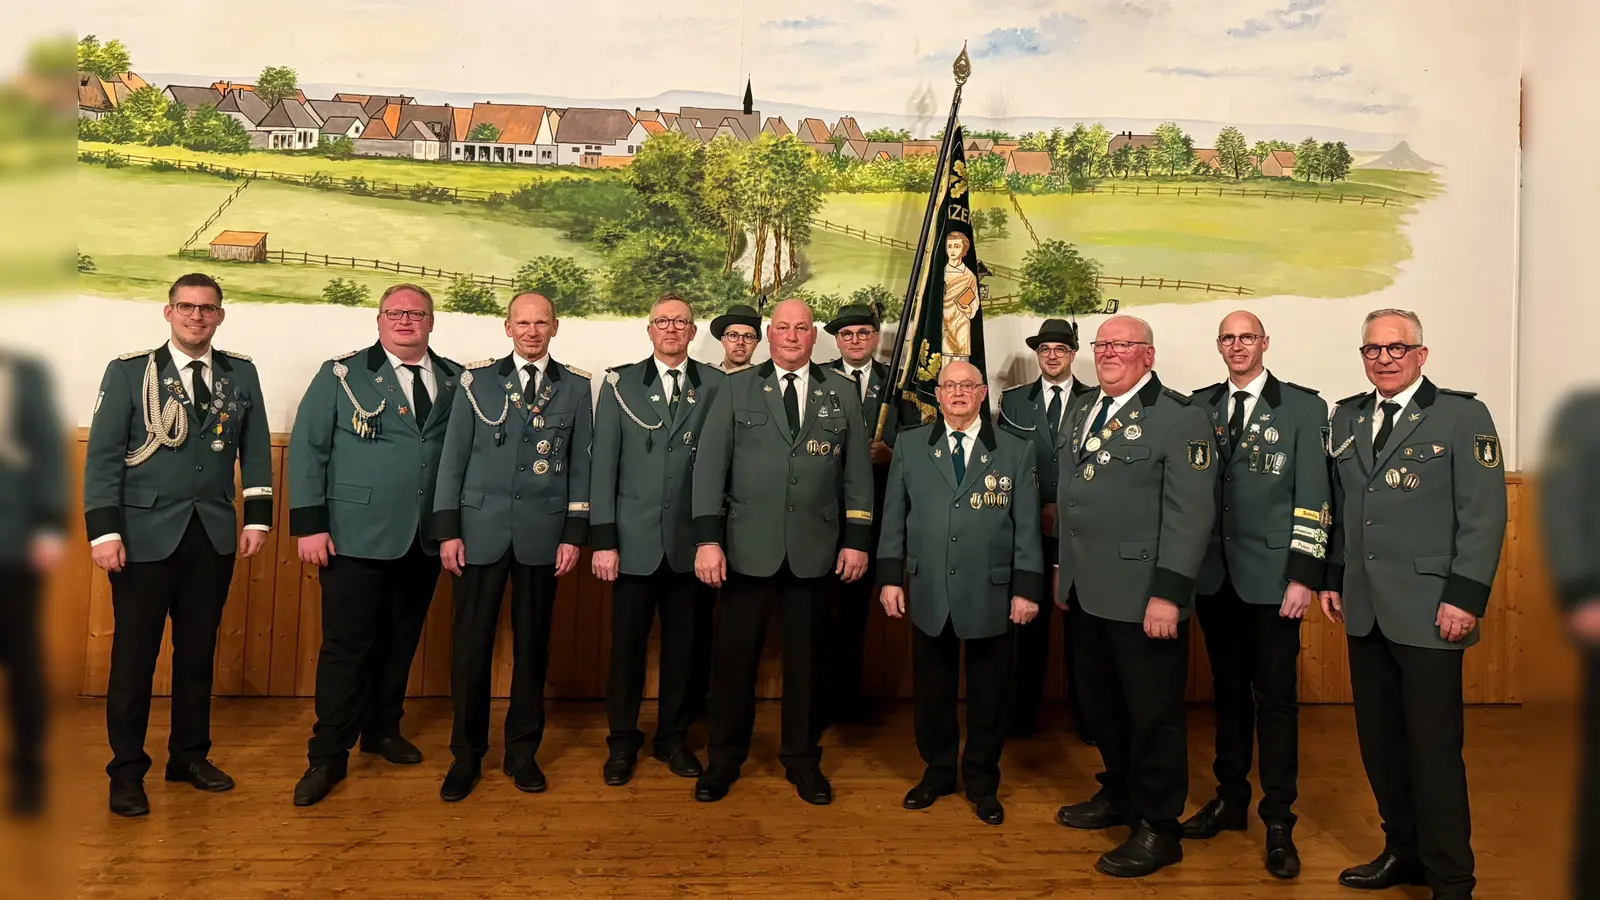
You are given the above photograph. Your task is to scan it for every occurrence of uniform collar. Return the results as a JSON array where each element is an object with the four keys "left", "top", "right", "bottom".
[
  {"left": 1227, "top": 369, "right": 1268, "bottom": 400},
  {"left": 1378, "top": 376, "right": 1424, "bottom": 412},
  {"left": 167, "top": 339, "right": 213, "bottom": 372}
]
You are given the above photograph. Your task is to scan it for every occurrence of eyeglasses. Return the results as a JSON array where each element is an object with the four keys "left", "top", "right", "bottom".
[
  {"left": 1360, "top": 343, "right": 1422, "bottom": 360},
  {"left": 722, "top": 332, "right": 758, "bottom": 344},
  {"left": 938, "top": 381, "right": 985, "bottom": 394},
  {"left": 650, "top": 316, "right": 692, "bottom": 331},
  {"left": 382, "top": 309, "right": 431, "bottom": 322},
  {"left": 1217, "top": 333, "right": 1263, "bottom": 346},
  {"left": 1036, "top": 346, "right": 1073, "bottom": 358},
  {"left": 171, "top": 302, "right": 222, "bottom": 319},
  {"left": 1090, "top": 340, "right": 1149, "bottom": 355},
  {"left": 836, "top": 329, "right": 878, "bottom": 342}
]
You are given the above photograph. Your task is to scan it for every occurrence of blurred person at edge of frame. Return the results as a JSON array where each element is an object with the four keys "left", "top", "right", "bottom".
[
  {"left": 1538, "top": 386, "right": 1600, "bottom": 900},
  {"left": 0, "top": 347, "right": 67, "bottom": 818}
]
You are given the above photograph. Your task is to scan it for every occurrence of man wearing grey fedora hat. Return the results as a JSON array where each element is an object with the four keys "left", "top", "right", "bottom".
[{"left": 998, "top": 318, "right": 1096, "bottom": 743}]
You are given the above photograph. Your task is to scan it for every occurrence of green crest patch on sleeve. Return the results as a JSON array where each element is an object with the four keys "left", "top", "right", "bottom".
[
  {"left": 1187, "top": 440, "right": 1212, "bottom": 470},
  {"left": 1474, "top": 434, "right": 1501, "bottom": 468}
]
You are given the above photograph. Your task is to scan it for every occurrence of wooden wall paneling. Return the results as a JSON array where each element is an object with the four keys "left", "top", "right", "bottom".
[{"left": 242, "top": 444, "right": 287, "bottom": 695}]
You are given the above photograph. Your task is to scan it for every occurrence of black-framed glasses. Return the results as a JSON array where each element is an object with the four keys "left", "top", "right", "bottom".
[
  {"left": 171, "top": 301, "right": 222, "bottom": 319},
  {"left": 1360, "top": 343, "right": 1422, "bottom": 360},
  {"left": 1217, "top": 333, "right": 1263, "bottom": 346},
  {"left": 1090, "top": 340, "right": 1149, "bottom": 354},
  {"left": 722, "top": 332, "right": 758, "bottom": 344},
  {"left": 382, "top": 309, "right": 431, "bottom": 322},
  {"left": 938, "top": 381, "right": 985, "bottom": 394},
  {"left": 836, "top": 328, "right": 878, "bottom": 342},
  {"left": 651, "top": 316, "right": 692, "bottom": 331}
]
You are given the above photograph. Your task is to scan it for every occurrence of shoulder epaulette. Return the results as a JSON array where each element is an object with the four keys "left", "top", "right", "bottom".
[
  {"left": 1192, "top": 382, "right": 1223, "bottom": 396},
  {"left": 1280, "top": 379, "right": 1321, "bottom": 396},
  {"left": 465, "top": 358, "right": 495, "bottom": 370},
  {"left": 332, "top": 348, "right": 362, "bottom": 362},
  {"left": 564, "top": 364, "right": 591, "bottom": 379},
  {"left": 436, "top": 355, "right": 460, "bottom": 369},
  {"left": 1162, "top": 387, "right": 1192, "bottom": 406},
  {"left": 1336, "top": 391, "right": 1367, "bottom": 405},
  {"left": 1002, "top": 382, "right": 1029, "bottom": 393},
  {"left": 118, "top": 349, "right": 153, "bottom": 360},
  {"left": 1439, "top": 388, "right": 1478, "bottom": 399},
  {"left": 217, "top": 349, "right": 252, "bottom": 362}
]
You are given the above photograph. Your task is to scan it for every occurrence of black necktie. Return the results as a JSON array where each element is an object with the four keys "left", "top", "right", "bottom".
[
  {"left": 524, "top": 364, "right": 539, "bottom": 400},
  {"left": 782, "top": 373, "right": 800, "bottom": 436},
  {"left": 404, "top": 363, "right": 432, "bottom": 423},
  {"left": 1087, "top": 396, "right": 1113, "bottom": 441},
  {"left": 667, "top": 368, "right": 681, "bottom": 419},
  {"left": 852, "top": 368, "right": 865, "bottom": 401},
  {"left": 951, "top": 432, "right": 966, "bottom": 483},
  {"left": 1228, "top": 390, "right": 1249, "bottom": 446},
  {"left": 1374, "top": 400, "right": 1400, "bottom": 453},
  {"left": 1046, "top": 385, "right": 1063, "bottom": 438},
  {"left": 188, "top": 360, "right": 210, "bottom": 411}
]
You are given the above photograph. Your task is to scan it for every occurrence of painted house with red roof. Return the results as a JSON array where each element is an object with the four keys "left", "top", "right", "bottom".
[{"left": 453, "top": 102, "right": 556, "bottom": 164}]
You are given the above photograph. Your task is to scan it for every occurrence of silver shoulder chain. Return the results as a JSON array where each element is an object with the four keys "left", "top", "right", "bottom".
[
  {"left": 126, "top": 353, "right": 188, "bottom": 466},
  {"left": 459, "top": 369, "right": 509, "bottom": 426},
  {"left": 606, "top": 371, "right": 663, "bottom": 431}
]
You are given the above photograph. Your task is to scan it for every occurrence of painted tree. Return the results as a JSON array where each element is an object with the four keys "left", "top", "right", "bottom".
[
  {"left": 699, "top": 134, "right": 748, "bottom": 273},
  {"left": 1084, "top": 123, "right": 1113, "bottom": 179},
  {"left": 1215, "top": 126, "right": 1251, "bottom": 180},
  {"left": 257, "top": 66, "right": 299, "bottom": 108},
  {"left": 77, "top": 35, "right": 131, "bottom": 80},
  {"left": 514, "top": 256, "right": 598, "bottom": 316},
  {"left": 1111, "top": 144, "right": 1134, "bottom": 178},
  {"left": 1017, "top": 131, "right": 1048, "bottom": 152},
  {"left": 626, "top": 130, "right": 705, "bottom": 233},
  {"left": 92, "top": 86, "right": 174, "bottom": 145},
  {"left": 1319, "top": 141, "right": 1353, "bottom": 181},
  {"left": 864, "top": 127, "right": 911, "bottom": 142},
  {"left": 1294, "top": 137, "right": 1322, "bottom": 181},
  {"left": 1154, "top": 122, "right": 1193, "bottom": 176},
  {"left": 965, "top": 153, "right": 1006, "bottom": 191},
  {"left": 467, "top": 122, "right": 502, "bottom": 142},
  {"left": 738, "top": 134, "right": 781, "bottom": 294},
  {"left": 1020, "top": 239, "right": 1103, "bottom": 316},
  {"left": 766, "top": 136, "right": 828, "bottom": 291},
  {"left": 1133, "top": 144, "right": 1153, "bottom": 177},
  {"left": 180, "top": 104, "right": 252, "bottom": 152},
  {"left": 442, "top": 276, "right": 501, "bottom": 316}
]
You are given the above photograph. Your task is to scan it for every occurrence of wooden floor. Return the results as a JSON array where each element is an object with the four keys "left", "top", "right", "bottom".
[{"left": 35, "top": 700, "right": 1533, "bottom": 898}]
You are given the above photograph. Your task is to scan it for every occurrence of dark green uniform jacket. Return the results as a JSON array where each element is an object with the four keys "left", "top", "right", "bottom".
[
  {"left": 0, "top": 352, "right": 65, "bottom": 565},
  {"left": 1540, "top": 389, "right": 1600, "bottom": 609}
]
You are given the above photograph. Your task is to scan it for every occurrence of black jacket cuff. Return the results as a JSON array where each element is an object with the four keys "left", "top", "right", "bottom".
[
  {"left": 244, "top": 497, "right": 273, "bottom": 528},
  {"left": 561, "top": 516, "right": 588, "bottom": 546},
  {"left": 1284, "top": 552, "right": 1325, "bottom": 592},
  {"left": 432, "top": 510, "right": 461, "bottom": 542},
  {"left": 289, "top": 505, "right": 329, "bottom": 536},
  {"left": 842, "top": 521, "right": 872, "bottom": 553},
  {"left": 1011, "top": 569, "right": 1044, "bottom": 603},
  {"left": 85, "top": 506, "right": 122, "bottom": 542},
  {"left": 590, "top": 523, "right": 618, "bottom": 552},
  {"left": 1326, "top": 564, "right": 1345, "bottom": 593},
  {"left": 693, "top": 514, "right": 722, "bottom": 545},
  {"left": 1150, "top": 566, "right": 1196, "bottom": 608},
  {"left": 1442, "top": 573, "right": 1492, "bottom": 618},
  {"left": 877, "top": 557, "right": 905, "bottom": 587},
  {"left": 1042, "top": 535, "right": 1059, "bottom": 564},
  {"left": 1557, "top": 575, "right": 1600, "bottom": 610}
]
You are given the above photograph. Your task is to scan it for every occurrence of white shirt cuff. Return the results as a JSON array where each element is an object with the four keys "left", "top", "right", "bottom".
[
  {"left": 244, "top": 524, "right": 271, "bottom": 532},
  {"left": 90, "top": 533, "right": 121, "bottom": 546}
]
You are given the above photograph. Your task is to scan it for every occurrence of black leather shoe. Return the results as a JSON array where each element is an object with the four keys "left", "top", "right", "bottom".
[
  {"left": 602, "top": 752, "right": 635, "bottom": 787},
  {"left": 973, "top": 795, "right": 1005, "bottom": 826},
  {"left": 109, "top": 780, "right": 148, "bottom": 817},
  {"left": 508, "top": 759, "right": 547, "bottom": 793},
  {"left": 1056, "top": 793, "right": 1132, "bottom": 830},
  {"left": 292, "top": 764, "right": 346, "bottom": 807},
  {"left": 1096, "top": 822, "right": 1184, "bottom": 878},
  {"left": 360, "top": 735, "right": 423, "bottom": 765},
  {"left": 1180, "top": 797, "right": 1248, "bottom": 839},
  {"left": 652, "top": 745, "right": 703, "bottom": 778},
  {"left": 1264, "top": 821, "right": 1301, "bottom": 879},
  {"left": 903, "top": 780, "right": 955, "bottom": 810},
  {"left": 439, "top": 760, "right": 479, "bottom": 802},
  {"left": 788, "top": 769, "right": 832, "bottom": 805},
  {"left": 164, "top": 759, "right": 235, "bottom": 792},
  {"left": 1338, "top": 852, "right": 1427, "bottom": 890},
  {"left": 694, "top": 766, "right": 737, "bottom": 802}
]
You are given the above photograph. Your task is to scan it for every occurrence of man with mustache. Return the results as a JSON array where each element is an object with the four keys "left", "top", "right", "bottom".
[
  {"left": 1321, "top": 308, "right": 1506, "bottom": 899},
  {"left": 690, "top": 298, "right": 874, "bottom": 805}
]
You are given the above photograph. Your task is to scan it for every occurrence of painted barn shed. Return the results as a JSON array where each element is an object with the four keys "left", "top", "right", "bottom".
[{"left": 209, "top": 230, "right": 268, "bottom": 263}]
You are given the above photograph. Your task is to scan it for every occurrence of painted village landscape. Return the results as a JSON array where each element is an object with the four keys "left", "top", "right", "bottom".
[{"left": 72, "top": 18, "right": 1442, "bottom": 324}]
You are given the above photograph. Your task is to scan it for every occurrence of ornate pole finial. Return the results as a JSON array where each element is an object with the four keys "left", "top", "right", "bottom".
[{"left": 953, "top": 42, "right": 971, "bottom": 85}]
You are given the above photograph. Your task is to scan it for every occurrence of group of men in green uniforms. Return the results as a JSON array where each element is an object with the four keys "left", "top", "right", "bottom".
[{"left": 83, "top": 274, "right": 1512, "bottom": 895}]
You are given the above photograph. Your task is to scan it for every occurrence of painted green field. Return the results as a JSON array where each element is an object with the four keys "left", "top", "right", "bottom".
[
  {"left": 806, "top": 176, "right": 1435, "bottom": 304},
  {"left": 78, "top": 165, "right": 596, "bottom": 305},
  {"left": 77, "top": 141, "right": 616, "bottom": 195}
]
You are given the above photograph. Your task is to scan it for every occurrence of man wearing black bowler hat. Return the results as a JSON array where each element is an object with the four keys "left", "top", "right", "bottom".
[
  {"left": 997, "top": 318, "right": 1095, "bottom": 742},
  {"left": 710, "top": 305, "right": 762, "bottom": 374}
]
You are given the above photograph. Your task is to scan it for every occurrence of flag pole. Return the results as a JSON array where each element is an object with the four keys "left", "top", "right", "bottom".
[{"left": 876, "top": 44, "right": 970, "bottom": 441}]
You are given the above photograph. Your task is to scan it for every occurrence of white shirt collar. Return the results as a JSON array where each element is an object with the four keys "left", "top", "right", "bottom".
[
  {"left": 655, "top": 356, "right": 687, "bottom": 380},
  {"left": 946, "top": 419, "right": 980, "bottom": 442},
  {"left": 843, "top": 359, "right": 872, "bottom": 376},
  {"left": 1039, "top": 374, "right": 1074, "bottom": 396},
  {"left": 1378, "top": 376, "right": 1423, "bottom": 412},
  {"left": 1097, "top": 371, "right": 1152, "bottom": 406},
  {"left": 1228, "top": 369, "right": 1269, "bottom": 400},
  {"left": 774, "top": 361, "right": 808, "bottom": 383},
  {"left": 384, "top": 347, "right": 432, "bottom": 373},
  {"left": 515, "top": 352, "right": 549, "bottom": 375},
  {"left": 167, "top": 339, "right": 213, "bottom": 370}
]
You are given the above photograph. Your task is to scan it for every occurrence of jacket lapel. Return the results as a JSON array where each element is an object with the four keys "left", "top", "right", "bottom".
[
  {"left": 757, "top": 361, "right": 792, "bottom": 442},
  {"left": 497, "top": 356, "right": 528, "bottom": 424},
  {"left": 364, "top": 343, "right": 419, "bottom": 435},
  {"left": 155, "top": 344, "right": 201, "bottom": 426},
  {"left": 1241, "top": 375, "right": 1282, "bottom": 465},
  {"left": 1372, "top": 378, "right": 1432, "bottom": 473},
  {"left": 927, "top": 420, "right": 959, "bottom": 493},
  {"left": 639, "top": 358, "right": 673, "bottom": 426},
  {"left": 1354, "top": 392, "right": 1377, "bottom": 474},
  {"left": 670, "top": 360, "right": 703, "bottom": 431},
  {"left": 536, "top": 359, "right": 566, "bottom": 421},
  {"left": 1064, "top": 389, "right": 1097, "bottom": 459},
  {"left": 797, "top": 363, "right": 831, "bottom": 441},
  {"left": 199, "top": 352, "right": 233, "bottom": 432},
  {"left": 422, "top": 350, "right": 458, "bottom": 433},
  {"left": 954, "top": 421, "right": 997, "bottom": 496}
]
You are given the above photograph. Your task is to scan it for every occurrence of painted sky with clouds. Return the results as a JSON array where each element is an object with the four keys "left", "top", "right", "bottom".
[{"left": 78, "top": 0, "right": 1413, "bottom": 134}]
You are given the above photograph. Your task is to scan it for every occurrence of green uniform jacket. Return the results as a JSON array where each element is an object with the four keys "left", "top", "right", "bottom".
[
  {"left": 692, "top": 361, "right": 875, "bottom": 579},
  {"left": 589, "top": 357, "right": 726, "bottom": 576},
  {"left": 827, "top": 358, "right": 921, "bottom": 549},
  {"left": 85, "top": 344, "right": 272, "bottom": 561},
  {"left": 1540, "top": 389, "right": 1600, "bottom": 609},
  {"left": 1326, "top": 377, "right": 1507, "bottom": 650},
  {"left": 1056, "top": 374, "right": 1217, "bottom": 623},
  {"left": 0, "top": 352, "right": 66, "bottom": 565},
  {"left": 877, "top": 420, "right": 1044, "bottom": 640},
  {"left": 432, "top": 355, "right": 591, "bottom": 567},
  {"left": 287, "top": 342, "right": 461, "bottom": 559},
  {"left": 997, "top": 375, "right": 1096, "bottom": 559},
  {"left": 1193, "top": 372, "right": 1331, "bottom": 603}
]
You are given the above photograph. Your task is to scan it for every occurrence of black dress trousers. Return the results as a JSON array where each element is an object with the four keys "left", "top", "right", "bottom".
[
  {"left": 104, "top": 513, "right": 236, "bottom": 781},
  {"left": 306, "top": 535, "right": 439, "bottom": 765},
  {"left": 912, "top": 619, "right": 1014, "bottom": 799},
  {"left": 0, "top": 567, "right": 45, "bottom": 782},
  {"left": 606, "top": 561, "right": 699, "bottom": 756},
  {"left": 449, "top": 551, "right": 558, "bottom": 768}
]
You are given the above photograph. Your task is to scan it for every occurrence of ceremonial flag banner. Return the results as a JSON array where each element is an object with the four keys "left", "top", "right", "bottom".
[{"left": 898, "top": 126, "right": 989, "bottom": 423}]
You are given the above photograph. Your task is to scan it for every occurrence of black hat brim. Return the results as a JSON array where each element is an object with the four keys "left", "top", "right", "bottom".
[
  {"left": 1026, "top": 332, "right": 1078, "bottom": 351},
  {"left": 824, "top": 314, "right": 877, "bottom": 335},
  {"left": 711, "top": 315, "right": 761, "bottom": 339}
]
